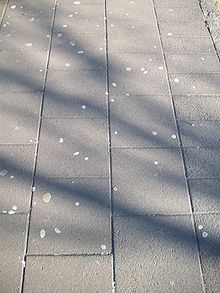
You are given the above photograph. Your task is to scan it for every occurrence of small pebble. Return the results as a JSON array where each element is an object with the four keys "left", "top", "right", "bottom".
[
  {"left": 59, "top": 138, "right": 64, "bottom": 143},
  {"left": 202, "top": 231, "right": 208, "bottom": 238},
  {"left": 55, "top": 228, "right": 61, "bottom": 234},
  {"left": 40, "top": 229, "right": 46, "bottom": 239}
]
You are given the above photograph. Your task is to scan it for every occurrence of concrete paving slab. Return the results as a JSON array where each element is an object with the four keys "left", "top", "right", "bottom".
[
  {"left": 48, "top": 47, "right": 105, "bottom": 71},
  {"left": 46, "top": 70, "right": 106, "bottom": 97},
  {"left": 169, "top": 73, "right": 220, "bottom": 95},
  {"left": 109, "top": 71, "right": 168, "bottom": 95},
  {"left": 23, "top": 255, "right": 112, "bottom": 293},
  {"left": 0, "top": 18, "right": 51, "bottom": 51},
  {"left": 154, "top": 0, "right": 200, "bottom": 8},
  {"left": 107, "top": 0, "right": 154, "bottom": 21},
  {"left": 173, "top": 95, "right": 220, "bottom": 120},
  {"left": 108, "top": 20, "right": 160, "bottom": 53},
  {"left": 0, "top": 214, "right": 27, "bottom": 293},
  {"left": 195, "top": 214, "right": 220, "bottom": 293},
  {"left": 4, "top": 0, "right": 54, "bottom": 19},
  {"left": 108, "top": 52, "right": 165, "bottom": 74},
  {"left": 159, "top": 21, "right": 209, "bottom": 37},
  {"left": 110, "top": 95, "right": 178, "bottom": 147},
  {"left": 178, "top": 120, "right": 220, "bottom": 147},
  {"left": 36, "top": 118, "right": 108, "bottom": 178},
  {"left": 166, "top": 54, "right": 220, "bottom": 73},
  {"left": 112, "top": 148, "right": 190, "bottom": 215},
  {"left": 156, "top": 8, "right": 204, "bottom": 21},
  {"left": 28, "top": 178, "right": 111, "bottom": 254},
  {"left": 0, "top": 145, "right": 35, "bottom": 212},
  {"left": 114, "top": 215, "right": 202, "bottom": 292},
  {"left": 184, "top": 148, "right": 220, "bottom": 178},
  {"left": 162, "top": 36, "right": 215, "bottom": 54},
  {"left": 189, "top": 179, "right": 220, "bottom": 212},
  {"left": 0, "top": 93, "right": 41, "bottom": 143}
]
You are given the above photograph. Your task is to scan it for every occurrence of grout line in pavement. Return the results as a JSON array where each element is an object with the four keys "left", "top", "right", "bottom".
[
  {"left": 104, "top": 0, "right": 116, "bottom": 292},
  {"left": 151, "top": 1, "right": 207, "bottom": 292},
  {"left": 19, "top": 1, "right": 58, "bottom": 292},
  {"left": 26, "top": 252, "right": 111, "bottom": 257}
]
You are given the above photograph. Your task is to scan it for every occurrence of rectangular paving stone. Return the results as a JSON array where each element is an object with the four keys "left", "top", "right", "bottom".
[
  {"left": 162, "top": 36, "right": 215, "bottom": 54},
  {"left": 178, "top": 120, "right": 220, "bottom": 147},
  {"left": 173, "top": 96, "right": 220, "bottom": 120},
  {"left": 0, "top": 145, "right": 35, "bottom": 212},
  {"left": 189, "top": 179, "right": 220, "bottom": 212},
  {"left": 36, "top": 118, "right": 108, "bottom": 177},
  {"left": 110, "top": 95, "right": 178, "bottom": 147},
  {"left": 156, "top": 8, "right": 204, "bottom": 21},
  {"left": 169, "top": 73, "right": 220, "bottom": 95},
  {"left": 107, "top": 0, "right": 154, "bottom": 21},
  {"left": 0, "top": 214, "right": 27, "bottom": 293},
  {"left": 23, "top": 255, "right": 112, "bottom": 293},
  {"left": 0, "top": 18, "right": 51, "bottom": 51},
  {"left": 28, "top": 178, "right": 111, "bottom": 254},
  {"left": 108, "top": 52, "right": 165, "bottom": 73},
  {"left": 166, "top": 54, "right": 220, "bottom": 73},
  {"left": 108, "top": 20, "right": 160, "bottom": 53},
  {"left": 0, "top": 93, "right": 41, "bottom": 143},
  {"left": 184, "top": 148, "right": 220, "bottom": 178},
  {"left": 112, "top": 148, "right": 190, "bottom": 215},
  {"left": 54, "top": 9, "right": 104, "bottom": 34},
  {"left": 159, "top": 21, "right": 209, "bottom": 37},
  {"left": 46, "top": 70, "right": 106, "bottom": 97},
  {"left": 114, "top": 215, "right": 202, "bottom": 292},
  {"left": 195, "top": 214, "right": 220, "bottom": 293},
  {"left": 109, "top": 71, "right": 168, "bottom": 95},
  {"left": 48, "top": 47, "right": 105, "bottom": 71},
  {"left": 154, "top": 0, "right": 200, "bottom": 8}
]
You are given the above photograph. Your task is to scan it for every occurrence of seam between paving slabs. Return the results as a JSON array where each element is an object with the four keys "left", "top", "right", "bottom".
[
  {"left": 20, "top": 1, "right": 58, "bottom": 292},
  {"left": 0, "top": 0, "right": 9, "bottom": 25},
  {"left": 104, "top": 0, "right": 116, "bottom": 292},
  {"left": 151, "top": 0, "right": 207, "bottom": 292}
]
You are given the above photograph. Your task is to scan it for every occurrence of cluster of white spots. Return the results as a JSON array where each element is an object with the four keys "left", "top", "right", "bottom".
[
  {"left": 82, "top": 105, "right": 86, "bottom": 109},
  {"left": 77, "top": 50, "right": 84, "bottom": 54},
  {"left": 74, "top": 151, "right": 79, "bottom": 156},
  {"left": 140, "top": 67, "right": 145, "bottom": 72},
  {"left": 8, "top": 210, "right": 15, "bottom": 215},
  {"left": 40, "top": 229, "right": 46, "bottom": 238},
  {"left": 10, "top": 175, "right": 14, "bottom": 179},
  {"left": 0, "top": 169, "right": 8, "bottom": 177},
  {"left": 111, "top": 98, "right": 115, "bottom": 102},
  {"left": 11, "top": 5, "right": 16, "bottom": 9},
  {"left": 174, "top": 78, "right": 179, "bottom": 83},
  {"left": 59, "top": 138, "right": 64, "bottom": 143},
  {"left": 159, "top": 66, "right": 164, "bottom": 70},
  {"left": 65, "top": 62, "right": 70, "bottom": 67},
  {"left": 167, "top": 32, "right": 173, "bottom": 36},
  {"left": 57, "top": 33, "right": 63, "bottom": 38},
  {"left": 25, "top": 43, "right": 32, "bottom": 47},
  {"left": 113, "top": 186, "right": 118, "bottom": 191},
  {"left": 62, "top": 24, "right": 68, "bottom": 28},
  {"left": 152, "top": 131, "right": 157, "bottom": 136},
  {"left": 29, "top": 17, "right": 35, "bottom": 22},
  {"left": 73, "top": 1, "right": 80, "bottom": 4},
  {"left": 43, "top": 192, "right": 51, "bottom": 203},
  {"left": 84, "top": 157, "right": 89, "bottom": 161},
  {"left": 75, "top": 201, "right": 79, "bottom": 206},
  {"left": 126, "top": 67, "right": 132, "bottom": 71},
  {"left": 101, "top": 244, "right": 106, "bottom": 250},
  {"left": 154, "top": 161, "right": 159, "bottom": 165},
  {"left": 55, "top": 227, "right": 61, "bottom": 234},
  {"left": 114, "top": 131, "right": 118, "bottom": 135},
  {"left": 171, "top": 134, "right": 177, "bottom": 139},
  {"left": 69, "top": 41, "right": 75, "bottom": 47},
  {"left": 112, "top": 82, "right": 117, "bottom": 87}
]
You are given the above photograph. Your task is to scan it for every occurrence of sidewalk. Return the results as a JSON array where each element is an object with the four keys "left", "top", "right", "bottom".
[{"left": 0, "top": 0, "right": 220, "bottom": 292}]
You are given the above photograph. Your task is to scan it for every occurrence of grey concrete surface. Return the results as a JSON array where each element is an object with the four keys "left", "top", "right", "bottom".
[{"left": 1, "top": 0, "right": 220, "bottom": 292}]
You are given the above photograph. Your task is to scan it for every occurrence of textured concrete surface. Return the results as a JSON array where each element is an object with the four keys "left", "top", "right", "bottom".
[{"left": 1, "top": 0, "right": 220, "bottom": 292}]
